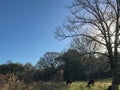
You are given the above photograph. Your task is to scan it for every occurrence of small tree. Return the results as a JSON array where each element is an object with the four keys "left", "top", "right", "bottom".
[{"left": 55, "top": 0, "right": 120, "bottom": 89}]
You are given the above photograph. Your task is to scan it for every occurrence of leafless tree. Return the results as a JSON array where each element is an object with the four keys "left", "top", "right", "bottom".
[
  {"left": 55, "top": 0, "right": 120, "bottom": 89},
  {"left": 36, "top": 52, "right": 61, "bottom": 70},
  {"left": 70, "top": 37, "right": 102, "bottom": 55}
]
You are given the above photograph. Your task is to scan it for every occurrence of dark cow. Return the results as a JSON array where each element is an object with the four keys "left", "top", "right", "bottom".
[
  {"left": 66, "top": 78, "right": 72, "bottom": 84},
  {"left": 86, "top": 79, "right": 95, "bottom": 87},
  {"left": 107, "top": 85, "right": 112, "bottom": 90}
]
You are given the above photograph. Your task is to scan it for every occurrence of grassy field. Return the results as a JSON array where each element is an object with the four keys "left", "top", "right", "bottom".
[
  {"left": 0, "top": 74, "right": 119, "bottom": 90},
  {"left": 32, "top": 79, "right": 118, "bottom": 90},
  {"left": 69, "top": 79, "right": 120, "bottom": 90},
  {"left": 70, "top": 80, "right": 111, "bottom": 90}
]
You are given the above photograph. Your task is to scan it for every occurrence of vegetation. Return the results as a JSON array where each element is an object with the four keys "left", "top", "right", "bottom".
[
  {"left": 55, "top": 0, "right": 120, "bottom": 89},
  {"left": 0, "top": 49, "right": 113, "bottom": 89},
  {"left": 0, "top": 1, "right": 119, "bottom": 90},
  {"left": 0, "top": 74, "right": 119, "bottom": 90},
  {"left": 0, "top": 50, "right": 113, "bottom": 90},
  {"left": 0, "top": 0, "right": 120, "bottom": 89}
]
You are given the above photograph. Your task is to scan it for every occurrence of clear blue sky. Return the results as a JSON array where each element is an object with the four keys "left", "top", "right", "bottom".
[{"left": 0, "top": 0, "right": 73, "bottom": 65}]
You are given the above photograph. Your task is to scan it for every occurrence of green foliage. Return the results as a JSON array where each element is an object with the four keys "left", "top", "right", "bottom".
[
  {"left": 57, "top": 49, "right": 111, "bottom": 81},
  {"left": 59, "top": 49, "right": 86, "bottom": 80},
  {"left": 0, "top": 62, "right": 37, "bottom": 83},
  {"left": 0, "top": 63, "right": 24, "bottom": 74},
  {"left": 0, "top": 50, "right": 111, "bottom": 82}
]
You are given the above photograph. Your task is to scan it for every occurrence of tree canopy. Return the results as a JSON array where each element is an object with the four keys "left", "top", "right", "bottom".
[{"left": 55, "top": 0, "right": 120, "bottom": 89}]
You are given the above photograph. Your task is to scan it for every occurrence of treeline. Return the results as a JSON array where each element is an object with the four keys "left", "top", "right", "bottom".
[{"left": 0, "top": 49, "right": 111, "bottom": 82}]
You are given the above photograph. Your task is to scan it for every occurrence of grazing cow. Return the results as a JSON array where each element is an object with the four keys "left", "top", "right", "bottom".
[
  {"left": 107, "top": 85, "right": 112, "bottom": 90},
  {"left": 86, "top": 79, "right": 95, "bottom": 87},
  {"left": 66, "top": 78, "right": 72, "bottom": 84}
]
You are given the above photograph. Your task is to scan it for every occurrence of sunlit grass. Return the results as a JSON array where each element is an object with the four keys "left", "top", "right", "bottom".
[
  {"left": 0, "top": 75, "right": 120, "bottom": 90},
  {"left": 69, "top": 79, "right": 120, "bottom": 90}
]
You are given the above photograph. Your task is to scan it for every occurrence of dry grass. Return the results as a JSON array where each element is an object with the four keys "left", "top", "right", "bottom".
[{"left": 0, "top": 74, "right": 119, "bottom": 90}]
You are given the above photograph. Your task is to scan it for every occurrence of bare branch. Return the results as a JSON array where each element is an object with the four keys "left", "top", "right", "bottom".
[{"left": 80, "top": 51, "right": 109, "bottom": 57}]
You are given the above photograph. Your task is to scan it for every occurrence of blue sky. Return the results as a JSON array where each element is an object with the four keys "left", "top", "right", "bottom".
[{"left": 0, "top": 0, "right": 73, "bottom": 65}]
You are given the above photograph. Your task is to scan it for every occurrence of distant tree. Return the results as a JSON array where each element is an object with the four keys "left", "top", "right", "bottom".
[
  {"left": 94, "top": 55, "right": 111, "bottom": 78},
  {"left": 24, "top": 62, "right": 34, "bottom": 71},
  {"left": 70, "top": 37, "right": 99, "bottom": 54},
  {"left": 21, "top": 62, "right": 36, "bottom": 82},
  {"left": 36, "top": 52, "right": 61, "bottom": 81},
  {"left": 70, "top": 37, "right": 98, "bottom": 79},
  {"left": 55, "top": 0, "right": 120, "bottom": 89},
  {"left": 70, "top": 37, "right": 110, "bottom": 79},
  {"left": 6, "top": 60, "right": 13, "bottom": 64},
  {"left": 0, "top": 63, "right": 24, "bottom": 74},
  {"left": 36, "top": 52, "right": 60, "bottom": 70},
  {"left": 58, "top": 49, "right": 86, "bottom": 80}
]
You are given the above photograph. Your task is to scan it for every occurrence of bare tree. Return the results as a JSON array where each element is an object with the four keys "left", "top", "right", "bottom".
[
  {"left": 55, "top": 0, "right": 120, "bottom": 89},
  {"left": 70, "top": 37, "right": 101, "bottom": 55},
  {"left": 70, "top": 37, "right": 110, "bottom": 79},
  {"left": 36, "top": 52, "right": 61, "bottom": 70}
]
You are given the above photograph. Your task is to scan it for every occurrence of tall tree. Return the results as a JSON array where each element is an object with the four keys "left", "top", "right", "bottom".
[{"left": 55, "top": 0, "right": 120, "bottom": 89}]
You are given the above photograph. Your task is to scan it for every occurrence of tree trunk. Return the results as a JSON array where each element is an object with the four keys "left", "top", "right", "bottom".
[
  {"left": 112, "top": 67, "right": 119, "bottom": 90},
  {"left": 112, "top": 81, "right": 119, "bottom": 90}
]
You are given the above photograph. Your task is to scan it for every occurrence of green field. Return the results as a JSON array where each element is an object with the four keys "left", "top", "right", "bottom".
[
  {"left": 28, "top": 80, "right": 112, "bottom": 90},
  {"left": 0, "top": 75, "right": 120, "bottom": 90},
  {"left": 32, "top": 79, "right": 119, "bottom": 90},
  {"left": 70, "top": 81, "right": 111, "bottom": 90},
  {"left": 69, "top": 79, "right": 120, "bottom": 90}
]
